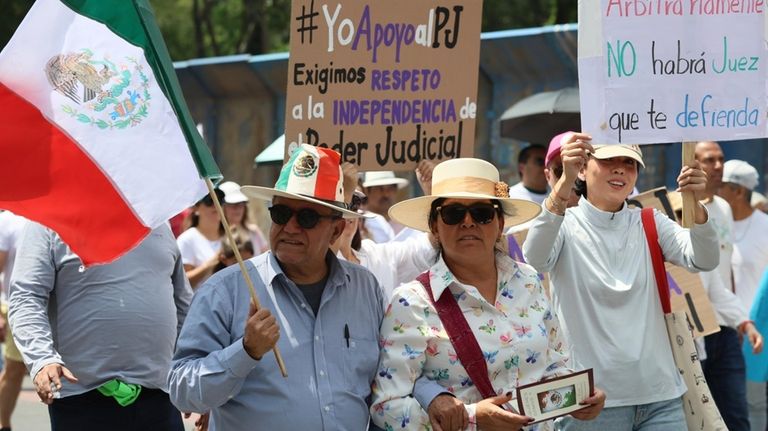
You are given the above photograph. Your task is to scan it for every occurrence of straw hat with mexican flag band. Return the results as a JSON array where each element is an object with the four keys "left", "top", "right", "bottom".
[
  {"left": 241, "top": 144, "right": 362, "bottom": 219},
  {"left": 388, "top": 158, "right": 541, "bottom": 232}
]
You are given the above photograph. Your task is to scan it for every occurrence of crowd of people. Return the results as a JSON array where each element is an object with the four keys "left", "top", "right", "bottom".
[{"left": 0, "top": 136, "right": 765, "bottom": 431}]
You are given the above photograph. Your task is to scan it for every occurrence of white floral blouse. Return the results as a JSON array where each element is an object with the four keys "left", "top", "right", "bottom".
[{"left": 370, "top": 253, "right": 571, "bottom": 431}]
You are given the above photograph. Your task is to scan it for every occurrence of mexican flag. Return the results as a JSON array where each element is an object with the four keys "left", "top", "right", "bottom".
[{"left": 0, "top": 0, "right": 221, "bottom": 265}]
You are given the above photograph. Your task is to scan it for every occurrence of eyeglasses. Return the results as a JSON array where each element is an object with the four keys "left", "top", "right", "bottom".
[
  {"left": 436, "top": 203, "right": 499, "bottom": 225},
  {"left": 268, "top": 204, "right": 341, "bottom": 229}
]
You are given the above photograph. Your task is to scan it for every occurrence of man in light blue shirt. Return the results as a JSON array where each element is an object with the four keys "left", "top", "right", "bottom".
[{"left": 169, "top": 146, "right": 386, "bottom": 430}]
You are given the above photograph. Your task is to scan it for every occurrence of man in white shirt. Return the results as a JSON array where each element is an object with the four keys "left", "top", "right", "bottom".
[
  {"left": 508, "top": 144, "right": 548, "bottom": 204},
  {"left": 694, "top": 141, "right": 763, "bottom": 431},
  {"left": 361, "top": 171, "right": 409, "bottom": 242},
  {"left": 717, "top": 158, "right": 768, "bottom": 431}
]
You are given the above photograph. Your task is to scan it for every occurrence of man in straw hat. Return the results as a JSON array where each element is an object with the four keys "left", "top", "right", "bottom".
[
  {"left": 168, "top": 145, "right": 388, "bottom": 430},
  {"left": 361, "top": 171, "right": 410, "bottom": 242}
]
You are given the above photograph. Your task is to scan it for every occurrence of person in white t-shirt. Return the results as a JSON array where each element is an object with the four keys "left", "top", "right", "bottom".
[
  {"left": 717, "top": 159, "right": 768, "bottom": 431},
  {"left": 524, "top": 134, "right": 718, "bottom": 430},
  {"left": 692, "top": 141, "right": 762, "bottom": 431},
  {"left": 362, "top": 171, "right": 410, "bottom": 242},
  {"left": 508, "top": 144, "right": 548, "bottom": 204},
  {"left": 332, "top": 190, "right": 436, "bottom": 306},
  {"left": 218, "top": 181, "right": 268, "bottom": 254},
  {"left": 176, "top": 189, "right": 225, "bottom": 289}
]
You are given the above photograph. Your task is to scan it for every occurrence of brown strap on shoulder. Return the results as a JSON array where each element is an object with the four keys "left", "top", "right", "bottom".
[{"left": 416, "top": 272, "right": 497, "bottom": 399}]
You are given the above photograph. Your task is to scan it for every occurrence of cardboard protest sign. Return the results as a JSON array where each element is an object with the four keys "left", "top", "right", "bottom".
[
  {"left": 284, "top": 1, "right": 482, "bottom": 170},
  {"left": 626, "top": 187, "right": 677, "bottom": 220},
  {"left": 666, "top": 263, "right": 720, "bottom": 337},
  {"left": 628, "top": 188, "right": 718, "bottom": 336},
  {"left": 578, "top": 0, "right": 768, "bottom": 144}
]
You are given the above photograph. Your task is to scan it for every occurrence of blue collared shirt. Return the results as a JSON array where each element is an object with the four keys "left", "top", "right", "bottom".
[{"left": 168, "top": 251, "right": 384, "bottom": 430}]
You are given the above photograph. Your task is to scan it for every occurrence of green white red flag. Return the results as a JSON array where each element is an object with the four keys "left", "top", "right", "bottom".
[{"left": 0, "top": 0, "right": 221, "bottom": 265}]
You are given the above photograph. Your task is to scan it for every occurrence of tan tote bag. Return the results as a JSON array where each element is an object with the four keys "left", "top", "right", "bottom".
[{"left": 641, "top": 208, "right": 727, "bottom": 431}]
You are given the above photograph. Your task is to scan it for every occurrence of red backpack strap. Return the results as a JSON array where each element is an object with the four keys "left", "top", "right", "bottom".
[
  {"left": 640, "top": 208, "right": 672, "bottom": 314},
  {"left": 415, "top": 272, "right": 497, "bottom": 400}
]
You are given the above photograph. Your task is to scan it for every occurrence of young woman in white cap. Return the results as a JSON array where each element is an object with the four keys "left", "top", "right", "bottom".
[
  {"left": 370, "top": 158, "right": 605, "bottom": 431},
  {"left": 523, "top": 133, "right": 718, "bottom": 430},
  {"left": 218, "top": 181, "right": 268, "bottom": 254}
]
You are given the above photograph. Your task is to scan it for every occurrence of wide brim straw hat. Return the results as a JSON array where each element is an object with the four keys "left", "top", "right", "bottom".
[
  {"left": 241, "top": 144, "right": 362, "bottom": 219},
  {"left": 388, "top": 158, "right": 541, "bottom": 232}
]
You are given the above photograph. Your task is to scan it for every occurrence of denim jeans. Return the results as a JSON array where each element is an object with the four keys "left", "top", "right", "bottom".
[
  {"left": 701, "top": 326, "right": 750, "bottom": 431},
  {"left": 49, "top": 387, "right": 184, "bottom": 431},
  {"left": 555, "top": 397, "right": 686, "bottom": 431}
]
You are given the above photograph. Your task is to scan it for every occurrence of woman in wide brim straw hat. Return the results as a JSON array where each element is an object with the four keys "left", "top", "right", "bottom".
[
  {"left": 370, "top": 158, "right": 605, "bottom": 431},
  {"left": 523, "top": 133, "right": 719, "bottom": 430}
]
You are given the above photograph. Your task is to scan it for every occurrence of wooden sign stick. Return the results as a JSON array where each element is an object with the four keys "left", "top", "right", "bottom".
[
  {"left": 681, "top": 142, "right": 696, "bottom": 228},
  {"left": 205, "top": 178, "right": 288, "bottom": 377}
]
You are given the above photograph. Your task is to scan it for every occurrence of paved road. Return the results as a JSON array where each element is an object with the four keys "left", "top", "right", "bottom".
[{"left": 12, "top": 376, "right": 197, "bottom": 430}]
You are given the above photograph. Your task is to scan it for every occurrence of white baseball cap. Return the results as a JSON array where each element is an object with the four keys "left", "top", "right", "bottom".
[
  {"left": 591, "top": 144, "right": 645, "bottom": 168},
  {"left": 722, "top": 160, "right": 759, "bottom": 191},
  {"left": 362, "top": 171, "right": 409, "bottom": 189},
  {"left": 219, "top": 181, "right": 249, "bottom": 204}
]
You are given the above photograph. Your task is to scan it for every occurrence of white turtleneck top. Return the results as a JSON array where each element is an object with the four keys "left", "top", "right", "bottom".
[{"left": 523, "top": 197, "right": 718, "bottom": 407}]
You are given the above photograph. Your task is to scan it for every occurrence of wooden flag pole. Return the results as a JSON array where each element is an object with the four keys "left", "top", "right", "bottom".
[
  {"left": 681, "top": 142, "right": 697, "bottom": 228},
  {"left": 205, "top": 178, "right": 288, "bottom": 377}
]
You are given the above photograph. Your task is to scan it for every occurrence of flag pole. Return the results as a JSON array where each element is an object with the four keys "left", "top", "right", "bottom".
[
  {"left": 681, "top": 142, "right": 696, "bottom": 228},
  {"left": 205, "top": 178, "right": 288, "bottom": 377}
]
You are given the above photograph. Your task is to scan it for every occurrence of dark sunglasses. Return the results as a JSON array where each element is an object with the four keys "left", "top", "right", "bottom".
[
  {"left": 436, "top": 203, "right": 499, "bottom": 225},
  {"left": 268, "top": 204, "right": 340, "bottom": 229},
  {"left": 350, "top": 192, "right": 368, "bottom": 213}
]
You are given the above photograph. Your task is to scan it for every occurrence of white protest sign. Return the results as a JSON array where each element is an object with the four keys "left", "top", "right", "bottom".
[{"left": 578, "top": 0, "right": 768, "bottom": 144}]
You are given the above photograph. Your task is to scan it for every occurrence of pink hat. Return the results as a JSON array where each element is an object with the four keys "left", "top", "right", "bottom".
[{"left": 545, "top": 132, "right": 574, "bottom": 167}]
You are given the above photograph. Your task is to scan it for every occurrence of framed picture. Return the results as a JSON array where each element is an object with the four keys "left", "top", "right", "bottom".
[{"left": 516, "top": 369, "right": 594, "bottom": 424}]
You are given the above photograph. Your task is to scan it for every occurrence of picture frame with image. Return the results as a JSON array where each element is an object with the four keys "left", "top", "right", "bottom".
[{"left": 516, "top": 369, "right": 594, "bottom": 424}]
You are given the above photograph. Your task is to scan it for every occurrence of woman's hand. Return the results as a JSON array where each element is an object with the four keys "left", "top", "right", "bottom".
[
  {"left": 569, "top": 388, "right": 606, "bottom": 421},
  {"left": 546, "top": 133, "right": 592, "bottom": 215},
  {"left": 676, "top": 161, "right": 709, "bottom": 202},
  {"left": 476, "top": 393, "right": 533, "bottom": 431},
  {"left": 676, "top": 161, "right": 709, "bottom": 223},
  {"left": 427, "top": 393, "right": 469, "bottom": 431},
  {"left": 558, "top": 132, "right": 593, "bottom": 185}
]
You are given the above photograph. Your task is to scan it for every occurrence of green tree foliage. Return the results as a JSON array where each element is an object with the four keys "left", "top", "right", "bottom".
[{"left": 0, "top": 0, "right": 576, "bottom": 61}]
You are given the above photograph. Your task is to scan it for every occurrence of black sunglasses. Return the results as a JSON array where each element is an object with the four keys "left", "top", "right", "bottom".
[
  {"left": 350, "top": 192, "right": 368, "bottom": 213},
  {"left": 436, "top": 203, "right": 499, "bottom": 225},
  {"left": 268, "top": 204, "right": 341, "bottom": 229}
]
